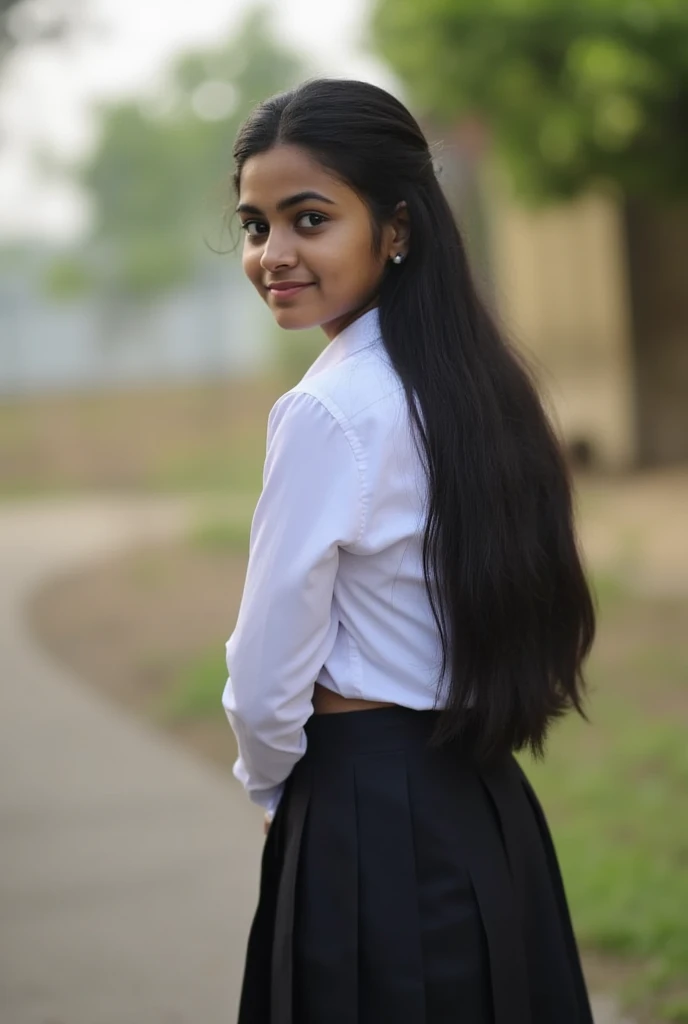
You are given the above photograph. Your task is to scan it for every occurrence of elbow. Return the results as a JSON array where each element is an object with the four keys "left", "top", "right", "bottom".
[
  {"left": 222, "top": 674, "right": 263, "bottom": 733},
  {"left": 222, "top": 668, "right": 276, "bottom": 732},
  {"left": 225, "top": 691, "right": 267, "bottom": 736},
  {"left": 222, "top": 672, "right": 309, "bottom": 750}
]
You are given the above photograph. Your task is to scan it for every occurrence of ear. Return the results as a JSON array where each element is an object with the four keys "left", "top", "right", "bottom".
[{"left": 390, "top": 200, "right": 410, "bottom": 250}]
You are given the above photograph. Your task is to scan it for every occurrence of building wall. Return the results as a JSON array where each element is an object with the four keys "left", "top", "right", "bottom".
[
  {"left": 0, "top": 258, "right": 271, "bottom": 396},
  {"left": 486, "top": 175, "right": 636, "bottom": 470}
]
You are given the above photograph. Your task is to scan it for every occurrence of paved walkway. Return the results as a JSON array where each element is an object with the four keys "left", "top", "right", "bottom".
[
  {"left": 0, "top": 496, "right": 263, "bottom": 1024},
  {"left": 0, "top": 495, "right": 638, "bottom": 1023}
]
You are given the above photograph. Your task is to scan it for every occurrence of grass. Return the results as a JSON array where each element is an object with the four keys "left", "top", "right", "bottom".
[
  {"left": 161, "top": 566, "right": 688, "bottom": 1020},
  {"left": 527, "top": 576, "right": 688, "bottom": 1020},
  {"left": 519, "top": 578, "right": 688, "bottom": 1019},
  {"left": 159, "top": 648, "right": 230, "bottom": 722},
  {"left": 0, "top": 376, "right": 281, "bottom": 498},
  {"left": 147, "top": 442, "right": 265, "bottom": 494},
  {"left": 522, "top": 706, "right": 688, "bottom": 1019},
  {"left": 152, "top": 513, "right": 253, "bottom": 723},
  {"left": 154, "top": 517, "right": 253, "bottom": 722},
  {"left": 187, "top": 513, "right": 252, "bottom": 553}
]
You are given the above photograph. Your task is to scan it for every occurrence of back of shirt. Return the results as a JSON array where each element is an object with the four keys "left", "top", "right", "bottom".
[
  {"left": 299, "top": 313, "right": 451, "bottom": 712},
  {"left": 223, "top": 306, "right": 450, "bottom": 817}
]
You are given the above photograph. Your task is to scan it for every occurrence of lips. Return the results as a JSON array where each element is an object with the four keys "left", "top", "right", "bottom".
[{"left": 267, "top": 283, "right": 314, "bottom": 300}]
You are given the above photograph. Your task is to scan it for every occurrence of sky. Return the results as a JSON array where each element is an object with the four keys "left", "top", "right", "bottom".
[{"left": 0, "top": 0, "right": 400, "bottom": 243}]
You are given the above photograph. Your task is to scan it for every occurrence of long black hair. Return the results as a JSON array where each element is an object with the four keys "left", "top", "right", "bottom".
[{"left": 231, "top": 77, "right": 596, "bottom": 761}]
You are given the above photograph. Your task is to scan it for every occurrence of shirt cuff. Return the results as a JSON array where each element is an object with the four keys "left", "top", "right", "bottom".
[{"left": 232, "top": 756, "right": 285, "bottom": 820}]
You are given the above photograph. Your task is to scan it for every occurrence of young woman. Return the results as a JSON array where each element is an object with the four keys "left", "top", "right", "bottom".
[{"left": 222, "top": 78, "right": 596, "bottom": 1024}]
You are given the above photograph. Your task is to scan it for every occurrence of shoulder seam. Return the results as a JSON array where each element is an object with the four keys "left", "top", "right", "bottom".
[{"left": 281, "top": 387, "right": 369, "bottom": 547}]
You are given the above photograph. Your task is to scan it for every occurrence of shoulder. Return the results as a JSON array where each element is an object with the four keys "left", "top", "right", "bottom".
[
  {"left": 268, "top": 385, "right": 347, "bottom": 440},
  {"left": 288, "top": 348, "right": 403, "bottom": 429},
  {"left": 266, "top": 386, "right": 363, "bottom": 473}
]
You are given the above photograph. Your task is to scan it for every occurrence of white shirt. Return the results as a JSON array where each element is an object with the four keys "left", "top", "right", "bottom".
[{"left": 222, "top": 305, "right": 451, "bottom": 819}]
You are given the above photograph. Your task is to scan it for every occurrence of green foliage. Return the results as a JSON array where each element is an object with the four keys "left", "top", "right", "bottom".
[
  {"left": 42, "top": 254, "right": 94, "bottom": 301},
  {"left": 117, "top": 236, "right": 195, "bottom": 297},
  {"left": 369, "top": 0, "right": 688, "bottom": 202},
  {"left": 61, "top": 4, "right": 310, "bottom": 299}
]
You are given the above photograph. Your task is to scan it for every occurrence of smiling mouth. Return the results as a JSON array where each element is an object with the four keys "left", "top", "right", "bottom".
[{"left": 268, "top": 283, "right": 314, "bottom": 300}]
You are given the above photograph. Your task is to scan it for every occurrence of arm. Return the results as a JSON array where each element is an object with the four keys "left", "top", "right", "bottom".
[{"left": 222, "top": 389, "right": 365, "bottom": 817}]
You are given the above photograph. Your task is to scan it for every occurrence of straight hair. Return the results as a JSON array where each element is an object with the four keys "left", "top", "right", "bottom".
[{"left": 231, "top": 78, "right": 596, "bottom": 761}]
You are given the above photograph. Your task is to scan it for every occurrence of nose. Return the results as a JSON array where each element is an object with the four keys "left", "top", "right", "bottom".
[{"left": 259, "top": 230, "right": 298, "bottom": 272}]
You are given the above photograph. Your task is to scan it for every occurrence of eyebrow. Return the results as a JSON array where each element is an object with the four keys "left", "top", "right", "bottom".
[{"left": 235, "top": 190, "right": 337, "bottom": 216}]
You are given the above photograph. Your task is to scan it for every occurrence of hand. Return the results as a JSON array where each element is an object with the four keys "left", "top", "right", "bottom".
[{"left": 264, "top": 813, "right": 271, "bottom": 836}]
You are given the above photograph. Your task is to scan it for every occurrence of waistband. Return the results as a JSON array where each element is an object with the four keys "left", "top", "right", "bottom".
[{"left": 304, "top": 705, "right": 443, "bottom": 755}]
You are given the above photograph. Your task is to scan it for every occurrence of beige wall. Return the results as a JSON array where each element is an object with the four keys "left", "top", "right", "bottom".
[{"left": 485, "top": 171, "right": 636, "bottom": 469}]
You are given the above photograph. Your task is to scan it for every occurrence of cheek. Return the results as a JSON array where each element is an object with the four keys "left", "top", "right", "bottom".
[
  {"left": 326, "top": 223, "right": 379, "bottom": 275},
  {"left": 242, "top": 244, "right": 263, "bottom": 286}
]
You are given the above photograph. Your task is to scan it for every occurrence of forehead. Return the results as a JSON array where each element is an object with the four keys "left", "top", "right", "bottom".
[{"left": 238, "top": 144, "right": 349, "bottom": 205}]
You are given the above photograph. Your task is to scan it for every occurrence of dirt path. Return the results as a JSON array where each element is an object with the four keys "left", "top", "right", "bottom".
[{"left": 576, "top": 467, "right": 688, "bottom": 595}]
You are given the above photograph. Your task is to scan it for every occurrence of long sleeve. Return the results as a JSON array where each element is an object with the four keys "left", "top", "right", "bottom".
[{"left": 222, "top": 389, "right": 366, "bottom": 818}]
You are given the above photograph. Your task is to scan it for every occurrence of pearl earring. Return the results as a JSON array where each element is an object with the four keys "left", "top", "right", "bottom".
[{"left": 392, "top": 253, "right": 405, "bottom": 264}]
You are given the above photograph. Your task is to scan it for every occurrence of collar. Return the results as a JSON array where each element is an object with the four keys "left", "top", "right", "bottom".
[
  {"left": 301, "top": 306, "right": 383, "bottom": 383},
  {"left": 331, "top": 306, "right": 382, "bottom": 358}
]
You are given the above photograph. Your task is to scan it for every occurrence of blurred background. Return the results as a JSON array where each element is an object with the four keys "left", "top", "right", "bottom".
[{"left": 1, "top": 1, "right": 686, "bottom": 1022}]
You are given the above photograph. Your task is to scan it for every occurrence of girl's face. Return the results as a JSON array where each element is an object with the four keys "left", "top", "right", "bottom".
[{"left": 237, "top": 144, "right": 408, "bottom": 341}]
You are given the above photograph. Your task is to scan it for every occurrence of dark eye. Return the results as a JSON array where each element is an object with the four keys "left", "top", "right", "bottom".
[
  {"left": 240, "top": 212, "right": 327, "bottom": 239},
  {"left": 297, "top": 212, "right": 327, "bottom": 229},
  {"left": 241, "top": 220, "right": 267, "bottom": 237}
]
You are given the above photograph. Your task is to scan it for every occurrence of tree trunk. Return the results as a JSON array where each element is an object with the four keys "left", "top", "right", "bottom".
[{"left": 623, "top": 198, "right": 688, "bottom": 466}]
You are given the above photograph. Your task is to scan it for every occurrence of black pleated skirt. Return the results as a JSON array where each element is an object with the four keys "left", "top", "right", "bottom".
[{"left": 236, "top": 706, "right": 594, "bottom": 1024}]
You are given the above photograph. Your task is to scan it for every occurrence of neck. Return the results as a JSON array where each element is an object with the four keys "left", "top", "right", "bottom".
[{"left": 322, "top": 298, "right": 379, "bottom": 342}]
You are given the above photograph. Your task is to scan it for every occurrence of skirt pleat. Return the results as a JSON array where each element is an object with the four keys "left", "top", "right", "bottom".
[
  {"left": 235, "top": 706, "right": 593, "bottom": 1024},
  {"left": 291, "top": 755, "right": 360, "bottom": 1023},
  {"left": 354, "top": 751, "right": 426, "bottom": 1022}
]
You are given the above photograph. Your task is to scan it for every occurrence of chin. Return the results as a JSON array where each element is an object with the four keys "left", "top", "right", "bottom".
[{"left": 272, "top": 309, "right": 324, "bottom": 332}]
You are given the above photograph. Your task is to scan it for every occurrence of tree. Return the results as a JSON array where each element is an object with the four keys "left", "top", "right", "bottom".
[
  {"left": 53, "top": 4, "right": 310, "bottom": 299},
  {"left": 369, "top": 0, "right": 688, "bottom": 466},
  {"left": 0, "top": 0, "right": 83, "bottom": 69},
  {"left": 370, "top": 0, "right": 688, "bottom": 204}
]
